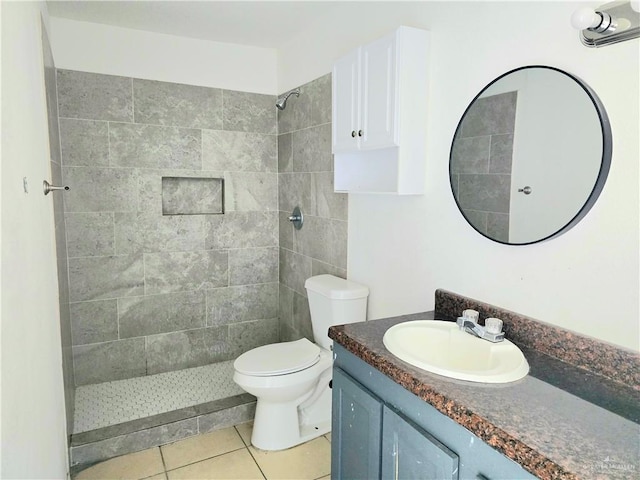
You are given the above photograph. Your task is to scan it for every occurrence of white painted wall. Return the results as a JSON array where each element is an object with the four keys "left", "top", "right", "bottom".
[
  {"left": 49, "top": 17, "right": 278, "bottom": 94},
  {"left": 1, "top": 2, "right": 69, "bottom": 478},
  {"left": 278, "top": 2, "right": 639, "bottom": 351}
]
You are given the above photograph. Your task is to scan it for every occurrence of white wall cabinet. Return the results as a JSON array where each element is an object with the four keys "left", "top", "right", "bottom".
[{"left": 332, "top": 26, "right": 430, "bottom": 194}]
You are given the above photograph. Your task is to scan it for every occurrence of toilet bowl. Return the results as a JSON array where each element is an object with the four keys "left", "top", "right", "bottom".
[{"left": 233, "top": 274, "right": 368, "bottom": 451}]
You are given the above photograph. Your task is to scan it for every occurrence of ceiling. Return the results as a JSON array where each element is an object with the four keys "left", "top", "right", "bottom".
[{"left": 46, "top": 1, "right": 348, "bottom": 49}]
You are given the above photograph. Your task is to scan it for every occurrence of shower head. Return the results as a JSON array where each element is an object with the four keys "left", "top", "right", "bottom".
[{"left": 276, "top": 88, "right": 300, "bottom": 110}]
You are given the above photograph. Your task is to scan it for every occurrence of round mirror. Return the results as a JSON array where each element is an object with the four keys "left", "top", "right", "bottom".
[{"left": 449, "top": 65, "right": 612, "bottom": 245}]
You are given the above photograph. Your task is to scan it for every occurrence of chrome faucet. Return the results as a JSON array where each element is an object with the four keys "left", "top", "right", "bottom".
[{"left": 457, "top": 317, "right": 504, "bottom": 343}]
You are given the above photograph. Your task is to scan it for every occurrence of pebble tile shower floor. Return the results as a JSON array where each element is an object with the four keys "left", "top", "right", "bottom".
[{"left": 74, "top": 361, "right": 244, "bottom": 433}]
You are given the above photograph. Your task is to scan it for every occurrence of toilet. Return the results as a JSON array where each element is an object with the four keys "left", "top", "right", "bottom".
[{"left": 233, "top": 274, "right": 369, "bottom": 451}]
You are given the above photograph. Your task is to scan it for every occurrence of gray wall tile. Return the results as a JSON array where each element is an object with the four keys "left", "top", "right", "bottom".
[
  {"left": 458, "top": 174, "right": 512, "bottom": 213},
  {"left": 146, "top": 327, "right": 230, "bottom": 374},
  {"left": 69, "top": 255, "right": 144, "bottom": 302},
  {"left": 59, "top": 118, "right": 109, "bottom": 167},
  {"left": 198, "top": 402, "right": 256, "bottom": 434},
  {"left": 279, "top": 248, "right": 312, "bottom": 296},
  {"left": 109, "top": 123, "right": 201, "bottom": 170},
  {"left": 292, "top": 123, "right": 332, "bottom": 172},
  {"left": 202, "top": 130, "right": 277, "bottom": 172},
  {"left": 489, "top": 134, "right": 514, "bottom": 174},
  {"left": 57, "top": 70, "right": 133, "bottom": 122},
  {"left": 461, "top": 209, "right": 488, "bottom": 235},
  {"left": 161, "top": 177, "right": 223, "bottom": 215},
  {"left": 204, "top": 211, "right": 277, "bottom": 249},
  {"left": 70, "top": 418, "right": 197, "bottom": 466},
  {"left": 293, "top": 292, "right": 313, "bottom": 342},
  {"left": 278, "top": 211, "right": 294, "bottom": 251},
  {"left": 313, "top": 172, "right": 347, "bottom": 220},
  {"left": 133, "top": 79, "right": 223, "bottom": 130},
  {"left": 460, "top": 91, "right": 517, "bottom": 137},
  {"left": 229, "top": 247, "right": 278, "bottom": 286},
  {"left": 118, "top": 291, "right": 206, "bottom": 338},
  {"left": 73, "top": 338, "right": 146, "bottom": 385},
  {"left": 70, "top": 300, "right": 118, "bottom": 346},
  {"left": 278, "top": 133, "right": 293, "bottom": 172},
  {"left": 223, "top": 90, "right": 276, "bottom": 134},
  {"left": 278, "top": 284, "right": 294, "bottom": 335},
  {"left": 450, "top": 136, "right": 490, "bottom": 174},
  {"left": 207, "top": 283, "right": 278, "bottom": 326},
  {"left": 293, "top": 216, "right": 347, "bottom": 269},
  {"left": 277, "top": 87, "right": 312, "bottom": 135},
  {"left": 228, "top": 318, "right": 279, "bottom": 356},
  {"left": 308, "top": 73, "right": 332, "bottom": 126},
  {"left": 311, "top": 260, "right": 347, "bottom": 279},
  {"left": 225, "top": 172, "right": 278, "bottom": 212},
  {"left": 278, "top": 173, "right": 313, "bottom": 215},
  {"left": 487, "top": 213, "right": 510, "bottom": 242},
  {"left": 59, "top": 69, "right": 281, "bottom": 380},
  {"left": 66, "top": 212, "right": 115, "bottom": 258},
  {"left": 63, "top": 167, "right": 138, "bottom": 213},
  {"left": 115, "top": 212, "right": 204, "bottom": 254},
  {"left": 144, "top": 250, "right": 228, "bottom": 294}
]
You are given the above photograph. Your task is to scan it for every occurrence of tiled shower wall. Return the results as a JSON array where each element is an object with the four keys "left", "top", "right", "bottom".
[
  {"left": 450, "top": 91, "right": 516, "bottom": 242},
  {"left": 58, "top": 70, "right": 280, "bottom": 386},
  {"left": 42, "top": 25, "right": 75, "bottom": 436},
  {"left": 277, "top": 74, "right": 349, "bottom": 341}
]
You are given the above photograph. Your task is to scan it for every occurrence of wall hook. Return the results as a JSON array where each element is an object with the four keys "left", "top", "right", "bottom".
[{"left": 43, "top": 180, "right": 70, "bottom": 195}]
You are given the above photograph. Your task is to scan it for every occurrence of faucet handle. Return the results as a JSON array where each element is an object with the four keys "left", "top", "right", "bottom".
[
  {"left": 485, "top": 318, "right": 503, "bottom": 334},
  {"left": 462, "top": 309, "right": 479, "bottom": 323}
]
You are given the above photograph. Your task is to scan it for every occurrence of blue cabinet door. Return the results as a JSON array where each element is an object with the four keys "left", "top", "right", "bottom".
[
  {"left": 332, "top": 368, "right": 383, "bottom": 480},
  {"left": 381, "top": 406, "right": 459, "bottom": 480}
]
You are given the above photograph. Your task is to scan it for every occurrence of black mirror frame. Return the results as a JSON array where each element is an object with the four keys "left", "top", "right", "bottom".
[{"left": 449, "top": 65, "right": 612, "bottom": 246}]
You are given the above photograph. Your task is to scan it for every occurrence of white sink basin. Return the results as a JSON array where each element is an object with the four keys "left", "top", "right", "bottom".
[{"left": 382, "top": 320, "right": 529, "bottom": 383}]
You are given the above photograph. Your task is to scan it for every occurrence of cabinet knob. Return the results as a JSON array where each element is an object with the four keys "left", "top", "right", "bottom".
[
  {"left": 351, "top": 130, "right": 356, "bottom": 138},
  {"left": 358, "top": 130, "right": 363, "bottom": 137}
]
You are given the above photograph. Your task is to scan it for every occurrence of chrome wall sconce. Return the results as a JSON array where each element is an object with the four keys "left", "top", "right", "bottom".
[{"left": 571, "top": 1, "right": 640, "bottom": 47}]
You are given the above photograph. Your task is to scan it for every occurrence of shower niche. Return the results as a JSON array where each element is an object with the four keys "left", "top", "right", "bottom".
[{"left": 162, "top": 176, "right": 224, "bottom": 215}]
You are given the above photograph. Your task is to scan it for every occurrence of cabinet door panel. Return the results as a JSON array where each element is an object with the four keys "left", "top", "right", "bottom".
[
  {"left": 360, "top": 33, "right": 397, "bottom": 150},
  {"left": 332, "top": 368, "right": 382, "bottom": 480},
  {"left": 332, "top": 50, "right": 360, "bottom": 152},
  {"left": 382, "top": 406, "right": 459, "bottom": 480}
]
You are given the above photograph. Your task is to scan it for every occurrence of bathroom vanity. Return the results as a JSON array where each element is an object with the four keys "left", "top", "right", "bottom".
[
  {"left": 329, "top": 290, "right": 639, "bottom": 480},
  {"left": 332, "top": 345, "right": 535, "bottom": 479}
]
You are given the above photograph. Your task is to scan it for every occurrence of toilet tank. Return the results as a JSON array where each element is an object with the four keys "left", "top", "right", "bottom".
[{"left": 304, "top": 275, "right": 369, "bottom": 350}]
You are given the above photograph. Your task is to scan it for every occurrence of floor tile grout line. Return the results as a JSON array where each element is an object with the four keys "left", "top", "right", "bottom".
[
  {"left": 244, "top": 445, "right": 268, "bottom": 480},
  {"left": 158, "top": 445, "right": 169, "bottom": 476},
  {"left": 161, "top": 445, "right": 248, "bottom": 475}
]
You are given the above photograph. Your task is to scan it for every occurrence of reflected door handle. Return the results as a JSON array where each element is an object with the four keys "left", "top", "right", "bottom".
[{"left": 518, "top": 186, "right": 532, "bottom": 195}]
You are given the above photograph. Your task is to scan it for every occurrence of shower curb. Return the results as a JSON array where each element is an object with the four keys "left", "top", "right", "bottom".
[{"left": 69, "top": 393, "right": 256, "bottom": 477}]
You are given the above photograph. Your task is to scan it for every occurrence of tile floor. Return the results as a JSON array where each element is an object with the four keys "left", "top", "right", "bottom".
[{"left": 74, "top": 422, "right": 331, "bottom": 480}]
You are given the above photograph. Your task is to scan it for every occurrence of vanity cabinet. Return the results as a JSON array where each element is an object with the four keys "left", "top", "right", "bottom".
[
  {"left": 331, "top": 344, "right": 537, "bottom": 480},
  {"left": 332, "top": 26, "right": 429, "bottom": 194}
]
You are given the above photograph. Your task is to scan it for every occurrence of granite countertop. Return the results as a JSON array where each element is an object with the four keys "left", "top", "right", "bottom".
[{"left": 329, "top": 300, "right": 640, "bottom": 480}]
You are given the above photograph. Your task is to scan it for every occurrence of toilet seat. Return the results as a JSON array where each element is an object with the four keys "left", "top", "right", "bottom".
[{"left": 234, "top": 338, "right": 321, "bottom": 376}]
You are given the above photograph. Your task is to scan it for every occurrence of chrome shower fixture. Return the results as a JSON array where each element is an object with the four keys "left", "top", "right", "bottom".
[
  {"left": 571, "top": 0, "right": 640, "bottom": 47},
  {"left": 276, "top": 88, "right": 300, "bottom": 110}
]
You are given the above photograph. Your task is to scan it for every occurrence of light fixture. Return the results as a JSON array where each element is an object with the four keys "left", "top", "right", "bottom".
[{"left": 571, "top": 0, "right": 640, "bottom": 47}]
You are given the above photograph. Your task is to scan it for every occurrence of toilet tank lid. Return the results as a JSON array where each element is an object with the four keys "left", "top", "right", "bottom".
[{"left": 304, "top": 274, "right": 369, "bottom": 300}]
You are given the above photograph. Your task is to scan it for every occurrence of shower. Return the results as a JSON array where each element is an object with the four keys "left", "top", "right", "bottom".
[{"left": 276, "top": 88, "right": 300, "bottom": 110}]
